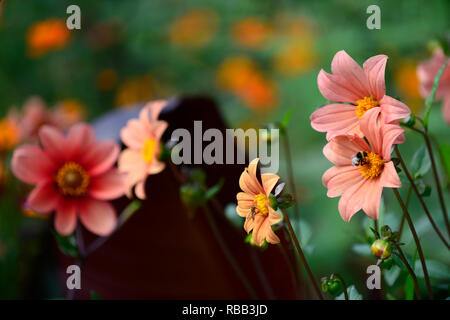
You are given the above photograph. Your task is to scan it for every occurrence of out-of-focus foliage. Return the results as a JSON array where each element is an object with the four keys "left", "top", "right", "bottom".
[{"left": 0, "top": 0, "right": 449, "bottom": 299}]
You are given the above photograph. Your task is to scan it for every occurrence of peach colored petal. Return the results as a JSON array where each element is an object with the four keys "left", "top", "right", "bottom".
[
  {"left": 120, "top": 119, "right": 148, "bottom": 149},
  {"left": 147, "top": 160, "right": 165, "bottom": 175},
  {"left": 79, "top": 198, "right": 117, "bottom": 236},
  {"left": 244, "top": 215, "right": 254, "bottom": 233},
  {"left": 331, "top": 50, "right": 370, "bottom": 98},
  {"left": 338, "top": 178, "right": 368, "bottom": 221},
  {"left": 89, "top": 168, "right": 126, "bottom": 200},
  {"left": 326, "top": 166, "right": 365, "bottom": 197},
  {"left": 379, "top": 95, "right": 411, "bottom": 123},
  {"left": 247, "top": 158, "right": 260, "bottom": 184},
  {"left": 27, "top": 182, "right": 60, "bottom": 213},
  {"left": 54, "top": 199, "right": 77, "bottom": 236},
  {"left": 11, "top": 145, "right": 56, "bottom": 184},
  {"left": 261, "top": 173, "right": 279, "bottom": 196},
  {"left": 239, "top": 171, "right": 260, "bottom": 195},
  {"left": 237, "top": 205, "right": 251, "bottom": 218},
  {"left": 363, "top": 54, "right": 387, "bottom": 100},
  {"left": 323, "top": 135, "right": 369, "bottom": 166},
  {"left": 268, "top": 207, "right": 282, "bottom": 225},
  {"left": 39, "top": 125, "right": 66, "bottom": 164},
  {"left": 310, "top": 104, "right": 359, "bottom": 135},
  {"left": 322, "top": 165, "right": 357, "bottom": 187},
  {"left": 379, "top": 161, "right": 401, "bottom": 188},
  {"left": 264, "top": 226, "right": 280, "bottom": 245},
  {"left": 380, "top": 124, "right": 404, "bottom": 160},
  {"left": 251, "top": 215, "right": 267, "bottom": 246},
  {"left": 135, "top": 180, "right": 147, "bottom": 200},
  {"left": 360, "top": 108, "right": 383, "bottom": 154},
  {"left": 152, "top": 121, "right": 168, "bottom": 140},
  {"left": 237, "top": 192, "right": 253, "bottom": 201},
  {"left": 82, "top": 140, "right": 120, "bottom": 177},
  {"left": 149, "top": 100, "right": 167, "bottom": 121},
  {"left": 317, "top": 70, "right": 361, "bottom": 103},
  {"left": 361, "top": 179, "right": 383, "bottom": 220}
]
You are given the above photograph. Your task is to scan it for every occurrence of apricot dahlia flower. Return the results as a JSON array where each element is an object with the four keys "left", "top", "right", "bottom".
[
  {"left": 322, "top": 108, "right": 403, "bottom": 221},
  {"left": 417, "top": 48, "right": 450, "bottom": 124},
  {"left": 311, "top": 50, "right": 410, "bottom": 140},
  {"left": 118, "top": 100, "right": 168, "bottom": 200},
  {"left": 236, "top": 158, "right": 282, "bottom": 246},
  {"left": 12, "top": 124, "right": 125, "bottom": 236}
]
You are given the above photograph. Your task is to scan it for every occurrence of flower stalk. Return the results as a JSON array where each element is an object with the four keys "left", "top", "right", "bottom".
[
  {"left": 280, "top": 208, "right": 324, "bottom": 300},
  {"left": 392, "top": 188, "right": 433, "bottom": 299},
  {"left": 393, "top": 244, "right": 421, "bottom": 300}
]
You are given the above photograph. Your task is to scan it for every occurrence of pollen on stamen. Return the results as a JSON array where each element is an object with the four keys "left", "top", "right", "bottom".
[
  {"left": 56, "top": 162, "right": 90, "bottom": 196},
  {"left": 358, "top": 152, "right": 384, "bottom": 179},
  {"left": 254, "top": 193, "right": 269, "bottom": 216},
  {"left": 355, "top": 96, "right": 379, "bottom": 119}
]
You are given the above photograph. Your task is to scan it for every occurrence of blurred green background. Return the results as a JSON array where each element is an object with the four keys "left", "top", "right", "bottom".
[{"left": 0, "top": 0, "right": 449, "bottom": 299}]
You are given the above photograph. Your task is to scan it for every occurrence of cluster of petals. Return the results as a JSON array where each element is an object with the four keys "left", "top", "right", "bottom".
[
  {"left": 12, "top": 123, "right": 125, "bottom": 236},
  {"left": 236, "top": 158, "right": 282, "bottom": 246},
  {"left": 118, "top": 100, "right": 168, "bottom": 200}
]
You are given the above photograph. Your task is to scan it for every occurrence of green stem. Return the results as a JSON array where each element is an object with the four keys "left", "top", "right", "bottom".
[
  {"left": 393, "top": 246, "right": 421, "bottom": 300},
  {"left": 282, "top": 129, "right": 301, "bottom": 225},
  {"left": 281, "top": 208, "right": 324, "bottom": 300},
  {"left": 394, "top": 146, "right": 450, "bottom": 250},
  {"left": 392, "top": 188, "right": 433, "bottom": 299}
]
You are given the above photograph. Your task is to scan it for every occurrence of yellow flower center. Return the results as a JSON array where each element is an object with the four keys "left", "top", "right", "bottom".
[
  {"left": 355, "top": 96, "right": 379, "bottom": 119},
  {"left": 142, "top": 138, "right": 157, "bottom": 163},
  {"left": 254, "top": 193, "right": 269, "bottom": 216},
  {"left": 358, "top": 152, "right": 384, "bottom": 179},
  {"left": 56, "top": 162, "right": 89, "bottom": 196}
]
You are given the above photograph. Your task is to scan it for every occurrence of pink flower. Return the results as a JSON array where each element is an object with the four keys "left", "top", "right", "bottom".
[
  {"left": 12, "top": 123, "right": 125, "bottom": 236},
  {"left": 236, "top": 158, "right": 282, "bottom": 246},
  {"left": 118, "top": 100, "right": 168, "bottom": 200},
  {"left": 417, "top": 48, "right": 450, "bottom": 124},
  {"left": 322, "top": 108, "right": 403, "bottom": 221},
  {"left": 311, "top": 50, "right": 410, "bottom": 140}
]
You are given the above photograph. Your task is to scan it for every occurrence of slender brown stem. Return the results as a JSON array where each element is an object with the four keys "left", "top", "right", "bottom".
[
  {"left": 282, "top": 129, "right": 301, "bottom": 225},
  {"left": 393, "top": 246, "right": 421, "bottom": 300},
  {"left": 281, "top": 208, "right": 323, "bottom": 300},
  {"left": 394, "top": 146, "right": 450, "bottom": 250},
  {"left": 203, "top": 204, "right": 258, "bottom": 299},
  {"left": 332, "top": 273, "right": 348, "bottom": 300},
  {"left": 392, "top": 188, "right": 433, "bottom": 299},
  {"left": 423, "top": 133, "right": 450, "bottom": 237},
  {"left": 398, "top": 185, "right": 412, "bottom": 238}
]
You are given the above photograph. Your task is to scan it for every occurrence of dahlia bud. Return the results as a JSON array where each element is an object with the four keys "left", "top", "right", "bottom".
[
  {"left": 371, "top": 239, "right": 392, "bottom": 260},
  {"left": 321, "top": 276, "right": 343, "bottom": 296}
]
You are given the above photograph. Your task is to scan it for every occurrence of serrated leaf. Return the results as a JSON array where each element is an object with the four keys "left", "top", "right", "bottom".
[
  {"left": 335, "top": 285, "right": 362, "bottom": 300},
  {"left": 53, "top": 231, "right": 78, "bottom": 258},
  {"left": 424, "top": 57, "right": 449, "bottom": 129},
  {"left": 410, "top": 146, "right": 431, "bottom": 179}
]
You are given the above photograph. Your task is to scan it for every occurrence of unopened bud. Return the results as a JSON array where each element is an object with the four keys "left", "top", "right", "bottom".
[{"left": 371, "top": 239, "right": 392, "bottom": 260}]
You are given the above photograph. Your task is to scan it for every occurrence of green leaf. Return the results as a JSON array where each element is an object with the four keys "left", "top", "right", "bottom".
[
  {"left": 118, "top": 200, "right": 141, "bottom": 227},
  {"left": 439, "top": 143, "right": 450, "bottom": 180},
  {"left": 280, "top": 108, "right": 295, "bottom": 131},
  {"left": 404, "top": 275, "right": 414, "bottom": 300},
  {"left": 90, "top": 291, "right": 102, "bottom": 300},
  {"left": 335, "top": 285, "right": 362, "bottom": 300},
  {"left": 410, "top": 146, "right": 431, "bottom": 179},
  {"left": 53, "top": 231, "right": 78, "bottom": 258},
  {"left": 424, "top": 57, "right": 449, "bottom": 129},
  {"left": 204, "top": 179, "right": 224, "bottom": 201}
]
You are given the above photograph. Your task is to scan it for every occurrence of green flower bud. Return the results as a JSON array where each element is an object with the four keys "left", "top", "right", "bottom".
[{"left": 371, "top": 239, "right": 392, "bottom": 260}]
